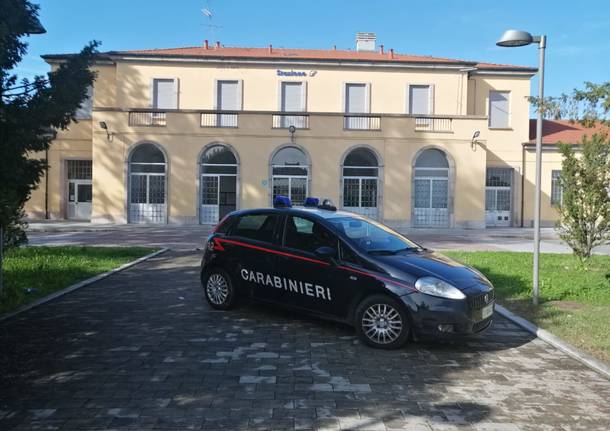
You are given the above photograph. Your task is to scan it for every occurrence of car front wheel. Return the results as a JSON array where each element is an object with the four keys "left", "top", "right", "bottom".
[
  {"left": 355, "top": 295, "right": 410, "bottom": 349},
  {"left": 202, "top": 268, "right": 237, "bottom": 310}
]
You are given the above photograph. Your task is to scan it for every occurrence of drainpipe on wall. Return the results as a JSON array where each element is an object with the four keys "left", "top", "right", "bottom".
[
  {"left": 45, "top": 148, "right": 49, "bottom": 219},
  {"left": 521, "top": 144, "right": 525, "bottom": 227}
]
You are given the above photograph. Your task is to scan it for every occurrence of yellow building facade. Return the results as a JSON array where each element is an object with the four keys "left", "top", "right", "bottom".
[{"left": 27, "top": 38, "right": 566, "bottom": 229}]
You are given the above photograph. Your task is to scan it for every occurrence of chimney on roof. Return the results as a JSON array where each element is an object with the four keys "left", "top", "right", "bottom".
[
  {"left": 204, "top": 40, "right": 209, "bottom": 49},
  {"left": 389, "top": 48, "right": 394, "bottom": 59},
  {"left": 356, "top": 32, "right": 376, "bottom": 52},
  {"left": 215, "top": 41, "right": 220, "bottom": 49},
  {"left": 268, "top": 44, "right": 273, "bottom": 54},
  {"left": 379, "top": 44, "right": 384, "bottom": 55}
]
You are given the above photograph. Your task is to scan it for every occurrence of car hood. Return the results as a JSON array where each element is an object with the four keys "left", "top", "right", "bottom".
[{"left": 375, "top": 251, "right": 491, "bottom": 291}]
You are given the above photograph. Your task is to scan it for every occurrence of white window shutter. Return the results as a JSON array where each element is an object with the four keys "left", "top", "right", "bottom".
[
  {"left": 152, "top": 78, "right": 177, "bottom": 109},
  {"left": 405, "top": 84, "right": 411, "bottom": 114},
  {"left": 409, "top": 85, "right": 430, "bottom": 115},
  {"left": 429, "top": 84, "right": 435, "bottom": 114},
  {"left": 301, "top": 81, "right": 307, "bottom": 112},
  {"left": 213, "top": 79, "right": 219, "bottom": 110},
  {"left": 281, "top": 82, "right": 304, "bottom": 112},
  {"left": 217, "top": 81, "right": 240, "bottom": 111},
  {"left": 489, "top": 91, "right": 510, "bottom": 128},
  {"left": 173, "top": 78, "right": 179, "bottom": 110},
  {"left": 75, "top": 85, "right": 93, "bottom": 119},
  {"left": 365, "top": 83, "right": 371, "bottom": 113},
  {"left": 237, "top": 80, "right": 243, "bottom": 110},
  {"left": 345, "top": 83, "right": 367, "bottom": 113}
]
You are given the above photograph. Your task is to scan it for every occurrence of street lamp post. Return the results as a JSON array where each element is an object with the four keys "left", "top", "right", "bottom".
[{"left": 497, "top": 30, "right": 546, "bottom": 305}]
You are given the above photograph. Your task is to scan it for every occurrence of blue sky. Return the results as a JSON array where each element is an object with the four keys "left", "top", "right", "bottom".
[{"left": 16, "top": 0, "right": 610, "bottom": 99}]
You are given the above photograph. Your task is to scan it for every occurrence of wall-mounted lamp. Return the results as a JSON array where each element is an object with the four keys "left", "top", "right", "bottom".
[
  {"left": 99, "top": 121, "right": 114, "bottom": 141},
  {"left": 471, "top": 130, "right": 481, "bottom": 151},
  {"left": 288, "top": 125, "right": 296, "bottom": 143}
]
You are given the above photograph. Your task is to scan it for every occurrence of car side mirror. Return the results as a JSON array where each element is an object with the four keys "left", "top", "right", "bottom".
[{"left": 314, "top": 246, "right": 337, "bottom": 263}]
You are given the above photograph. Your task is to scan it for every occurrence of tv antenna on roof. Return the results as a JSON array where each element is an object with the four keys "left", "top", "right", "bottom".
[{"left": 202, "top": 2, "right": 222, "bottom": 44}]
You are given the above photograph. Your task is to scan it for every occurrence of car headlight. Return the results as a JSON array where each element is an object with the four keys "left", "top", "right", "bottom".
[{"left": 414, "top": 276, "right": 466, "bottom": 300}]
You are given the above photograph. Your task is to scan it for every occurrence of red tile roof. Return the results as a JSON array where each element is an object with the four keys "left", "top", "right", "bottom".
[
  {"left": 45, "top": 45, "right": 535, "bottom": 71},
  {"left": 529, "top": 120, "right": 609, "bottom": 144}
]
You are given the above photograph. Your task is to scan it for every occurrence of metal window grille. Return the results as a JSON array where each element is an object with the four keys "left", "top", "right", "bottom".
[
  {"left": 67, "top": 160, "right": 92, "bottom": 180},
  {"left": 551, "top": 170, "right": 563, "bottom": 205},
  {"left": 272, "top": 114, "right": 309, "bottom": 129},
  {"left": 343, "top": 115, "right": 381, "bottom": 130},
  {"left": 486, "top": 168, "right": 512, "bottom": 187},
  {"left": 129, "top": 111, "right": 167, "bottom": 127},
  {"left": 201, "top": 113, "right": 239, "bottom": 128},
  {"left": 414, "top": 117, "right": 452, "bottom": 132},
  {"left": 272, "top": 176, "right": 307, "bottom": 206}
]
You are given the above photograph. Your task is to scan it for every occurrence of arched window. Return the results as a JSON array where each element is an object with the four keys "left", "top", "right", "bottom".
[
  {"left": 128, "top": 143, "right": 167, "bottom": 223},
  {"left": 342, "top": 147, "right": 380, "bottom": 219},
  {"left": 271, "top": 146, "right": 309, "bottom": 206},
  {"left": 200, "top": 145, "right": 238, "bottom": 224},
  {"left": 413, "top": 148, "right": 450, "bottom": 227}
]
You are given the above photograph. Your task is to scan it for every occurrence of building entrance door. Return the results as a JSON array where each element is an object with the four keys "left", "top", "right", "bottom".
[
  {"left": 66, "top": 160, "right": 92, "bottom": 220},
  {"left": 200, "top": 174, "right": 237, "bottom": 224},
  {"left": 485, "top": 168, "right": 512, "bottom": 227},
  {"left": 67, "top": 180, "right": 92, "bottom": 220}
]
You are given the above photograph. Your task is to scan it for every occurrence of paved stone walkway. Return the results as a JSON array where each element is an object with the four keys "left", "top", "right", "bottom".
[
  {"left": 26, "top": 222, "right": 610, "bottom": 254},
  {"left": 1, "top": 251, "right": 609, "bottom": 430}
]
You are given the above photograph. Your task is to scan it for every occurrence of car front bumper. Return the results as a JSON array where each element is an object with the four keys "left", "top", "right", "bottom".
[{"left": 401, "top": 291, "right": 495, "bottom": 339}]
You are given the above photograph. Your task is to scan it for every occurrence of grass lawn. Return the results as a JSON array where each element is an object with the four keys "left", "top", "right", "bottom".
[
  {"left": 1, "top": 246, "right": 157, "bottom": 315},
  {"left": 445, "top": 251, "right": 610, "bottom": 363}
]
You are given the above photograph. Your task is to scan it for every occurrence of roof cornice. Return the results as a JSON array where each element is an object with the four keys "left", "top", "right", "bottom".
[{"left": 41, "top": 51, "right": 536, "bottom": 75}]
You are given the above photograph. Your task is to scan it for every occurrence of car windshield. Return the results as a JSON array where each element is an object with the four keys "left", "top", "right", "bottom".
[{"left": 326, "top": 216, "right": 421, "bottom": 254}]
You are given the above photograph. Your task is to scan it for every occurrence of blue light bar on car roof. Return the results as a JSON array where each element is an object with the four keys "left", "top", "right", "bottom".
[
  {"left": 304, "top": 197, "right": 319, "bottom": 207},
  {"left": 273, "top": 195, "right": 292, "bottom": 208}
]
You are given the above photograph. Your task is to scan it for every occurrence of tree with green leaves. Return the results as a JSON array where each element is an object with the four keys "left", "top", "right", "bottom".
[
  {"left": 556, "top": 133, "right": 610, "bottom": 262},
  {"left": 529, "top": 81, "right": 609, "bottom": 126},
  {"left": 0, "top": 0, "right": 99, "bottom": 297}
]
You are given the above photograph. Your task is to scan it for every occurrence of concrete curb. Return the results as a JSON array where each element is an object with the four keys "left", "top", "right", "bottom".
[
  {"left": 495, "top": 304, "right": 610, "bottom": 379},
  {"left": 0, "top": 247, "right": 169, "bottom": 323}
]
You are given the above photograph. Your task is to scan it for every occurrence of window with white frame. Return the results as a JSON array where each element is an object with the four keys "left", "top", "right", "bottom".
[
  {"left": 280, "top": 82, "right": 305, "bottom": 112},
  {"left": 216, "top": 80, "right": 242, "bottom": 111},
  {"left": 279, "top": 82, "right": 306, "bottom": 128},
  {"left": 345, "top": 83, "right": 368, "bottom": 114},
  {"left": 152, "top": 78, "right": 178, "bottom": 110},
  {"left": 551, "top": 170, "right": 563, "bottom": 206},
  {"left": 408, "top": 85, "right": 432, "bottom": 115},
  {"left": 489, "top": 91, "right": 510, "bottom": 128},
  {"left": 344, "top": 83, "right": 370, "bottom": 129}
]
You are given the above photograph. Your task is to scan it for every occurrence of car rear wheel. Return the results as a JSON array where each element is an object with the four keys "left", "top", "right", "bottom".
[
  {"left": 202, "top": 268, "right": 237, "bottom": 310},
  {"left": 355, "top": 295, "right": 410, "bottom": 349}
]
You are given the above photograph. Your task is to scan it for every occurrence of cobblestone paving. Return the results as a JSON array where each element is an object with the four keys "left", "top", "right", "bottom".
[{"left": 1, "top": 251, "right": 609, "bottom": 430}]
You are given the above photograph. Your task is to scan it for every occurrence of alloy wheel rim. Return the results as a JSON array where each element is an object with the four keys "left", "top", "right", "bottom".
[
  {"left": 361, "top": 303, "right": 403, "bottom": 344},
  {"left": 206, "top": 273, "right": 229, "bottom": 305}
]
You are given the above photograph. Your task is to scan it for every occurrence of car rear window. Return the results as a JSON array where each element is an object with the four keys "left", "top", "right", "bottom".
[{"left": 230, "top": 214, "right": 279, "bottom": 243}]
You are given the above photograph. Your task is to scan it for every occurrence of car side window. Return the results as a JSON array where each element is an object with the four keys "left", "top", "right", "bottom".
[
  {"left": 230, "top": 214, "right": 278, "bottom": 243},
  {"left": 285, "top": 216, "right": 337, "bottom": 255}
]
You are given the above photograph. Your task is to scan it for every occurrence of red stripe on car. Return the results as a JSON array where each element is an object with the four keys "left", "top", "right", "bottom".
[{"left": 214, "top": 237, "right": 416, "bottom": 292}]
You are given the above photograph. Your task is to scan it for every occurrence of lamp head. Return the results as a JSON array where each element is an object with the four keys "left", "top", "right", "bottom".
[
  {"left": 288, "top": 125, "right": 296, "bottom": 134},
  {"left": 99, "top": 121, "right": 108, "bottom": 130},
  {"left": 496, "top": 29, "right": 534, "bottom": 47}
]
